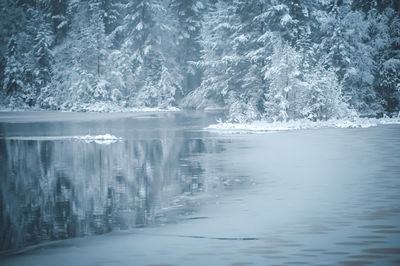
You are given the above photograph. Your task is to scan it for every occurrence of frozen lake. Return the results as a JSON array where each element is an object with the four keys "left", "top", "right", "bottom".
[{"left": 0, "top": 111, "right": 400, "bottom": 266}]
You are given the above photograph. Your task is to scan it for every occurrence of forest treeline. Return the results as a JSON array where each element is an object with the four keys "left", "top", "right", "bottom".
[{"left": 0, "top": 0, "right": 399, "bottom": 121}]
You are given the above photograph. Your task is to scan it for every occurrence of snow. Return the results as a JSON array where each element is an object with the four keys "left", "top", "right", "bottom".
[
  {"left": 0, "top": 134, "right": 123, "bottom": 145},
  {"left": 206, "top": 117, "right": 400, "bottom": 133},
  {"left": 73, "top": 134, "right": 122, "bottom": 145},
  {"left": 0, "top": 100, "right": 181, "bottom": 113}
]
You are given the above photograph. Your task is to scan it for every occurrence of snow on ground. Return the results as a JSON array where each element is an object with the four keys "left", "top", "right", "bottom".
[
  {"left": 67, "top": 102, "right": 180, "bottom": 113},
  {"left": 206, "top": 116, "right": 400, "bottom": 133},
  {"left": 0, "top": 102, "right": 180, "bottom": 113}
]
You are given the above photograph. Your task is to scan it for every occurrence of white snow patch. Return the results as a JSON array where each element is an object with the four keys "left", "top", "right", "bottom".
[
  {"left": 68, "top": 102, "right": 180, "bottom": 113},
  {"left": 0, "top": 102, "right": 180, "bottom": 113},
  {"left": 73, "top": 134, "right": 123, "bottom": 145},
  {"left": 206, "top": 117, "right": 400, "bottom": 133}
]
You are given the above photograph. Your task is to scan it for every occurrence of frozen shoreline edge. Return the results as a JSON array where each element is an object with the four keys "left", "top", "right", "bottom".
[
  {"left": 206, "top": 117, "right": 400, "bottom": 133},
  {"left": 0, "top": 105, "right": 181, "bottom": 113}
]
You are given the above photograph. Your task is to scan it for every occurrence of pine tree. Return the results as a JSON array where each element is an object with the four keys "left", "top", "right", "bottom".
[
  {"left": 3, "top": 37, "right": 25, "bottom": 100},
  {"left": 50, "top": 0, "right": 68, "bottom": 44},
  {"left": 263, "top": 38, "right": 303, "bottom": 121},
  {"left": 170, "top": 0, "right": 205, "bottom": 97},
  {"left": 111, "top": 0, "right": 182, "bottom": 108},
  {"left": 374, "top": 8, "right": 400, "bottom": 114},
  {"left": 34, "top": 22, "right": 54, "bottom": 107},
  {"left": 184, "top": 0, "right": 239, "bottom": 109}
]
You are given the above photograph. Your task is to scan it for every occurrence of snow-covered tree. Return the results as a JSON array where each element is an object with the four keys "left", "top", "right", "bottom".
[
  {"left": 50, "top": 0, "right": 69, "bottom": 44},
  {"left": 34, "top": 21, "right": 54, "bottom": 108},
  {"left": 183, "top": 0, "right": 239, "bottom": 109},
  {"left": 2, "top": 37, "right": 25, "bottom": 103},
  {"left": 170, "top": 0, "right": 205, "bottom": 97},
  {"left": 319, "top": 0, "right": 382, "bottom": 116},
  {"left": 263, "top": 38, "right": 304, "bottom": 121},
  {"left": 110, "top": 0, "right": 182, "bottom": 107},
  {"left": 0, "top": 0, "right": 399, "bottom": 116},
  {"left": 373, "top": 8, "right": 400, "bottom": 114}
]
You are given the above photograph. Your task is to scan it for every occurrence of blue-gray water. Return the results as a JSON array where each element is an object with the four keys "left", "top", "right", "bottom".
[{"left": 0, "top": 111, "right": 399, "bottom": 266}]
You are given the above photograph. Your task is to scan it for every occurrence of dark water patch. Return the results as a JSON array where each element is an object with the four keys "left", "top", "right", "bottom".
[
  {"left": 301, "top": 249, "right": 326, "bottom": 252},
  {"left": 146, "top": 264, "right": 175, "bottom": 266},
  {"left": 361, "top": 240, "right": 387, "bottom": 245},
  {"left": 0, "top": 239, "right": 75, "bottom": 257},
  {"left": 339, "top": 261, "right": 372, "bottom": 266},
  {"left": 263, "top": 255, "right": 289, "bottom": 259},
  {"left": 372, "top": 230, "right": 400, "bottom": 234},
  {"left": 349, "top": 235, "right": 386, "bottom": 240},
  {"left": 230, "top": 262, "right": 254, "bottom": 266},
  {"left": 215, "top": 237, "right": 259, "bottom": 241},
  {"left": 323, "top": 251, "right": 350, "bottom": 255},
  {"left": 349, "top": 254, "right": 387, "bottom": 260},
  {"left": 292, "top": 253, "right": 318, "bottom": 257},
  {"left": 185, "top": 216, "right": 209, "bottom": 220},
  {"left": 336, "top": 242, "right": 368, "bottom": 246},
  {"left": 358, "top": 225, "right": 397, "bottom": 229},
  {"left": 280, "top": 243, "right": 304, "bottom": 247},
  {"left": 95, "top": 259, "right": 124, "bottom": 265},
  {"left": 176, "top": 235, "right": 259, "bottom": 241},
  {"left": 363, "top": 248, "right": 400, "bottom": 254},
  {"left": 283, "top": 262, "right": 308, "bottom": 265},
  {"left": 360, "top": 208, "right": 400, "bottom": 220}
]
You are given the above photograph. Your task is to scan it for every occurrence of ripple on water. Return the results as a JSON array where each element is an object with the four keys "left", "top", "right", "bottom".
[
  {"left": 282, "top": 261, "right": 308, "bottom": 265},
  {"left": 363, "top": 248, "right": 400, "bottom": 254},
  {"left": 358, "top": 225, "right": 397, "bottom": 229},
  {"left": 335, "top": 242, "right": 368, "bottom": 246},
  {"left": 244, "top": 248, "right": 281, "bottom": 255},
  {"left": 145, "top": 264, "right": 175, "bottom": 266},
  {"left": 300, "top": 249, "right": 326, "bottom": 253},
  {"left": 338, "top": 260, "right": 373, "bottom": 266},
  {"left": 372, "top": 229, "right": 400, "bottom": 234},
  {"left": 348, "top": 235, "right": 386, "bottom": 240},
  {"left": 323, "top": 251, "right": 350, "bottom": 255},
  {"left": 349, "top": 254, "right": 387, "bottom": 260},
  {"left": 360, "top": 240, "right": 387, "bottom": 245},
  {"left": 229, "top": 262, "right": 254, "bottom": 266}
]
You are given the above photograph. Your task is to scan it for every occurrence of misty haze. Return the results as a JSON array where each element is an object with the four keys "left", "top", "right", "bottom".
[{"left": 0, "top": 0, "right": 400, "bottom": 265}]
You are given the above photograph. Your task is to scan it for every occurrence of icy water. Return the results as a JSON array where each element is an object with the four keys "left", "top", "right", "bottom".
[{"left": 0, "top": 111, "right": 400, "bottom": 266}]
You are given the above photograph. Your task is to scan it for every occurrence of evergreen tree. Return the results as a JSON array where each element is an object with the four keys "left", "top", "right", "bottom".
[
  {"left": 0, "top": 0, "right": 399, "bottom": 117},
  {"left": 2, "top": 37, "right": 25, "bottom": 100},
  {"left": 34, "top": 22, "right": 54, "bottom": 108},
  {"left": 170, "top": 0, "right": 205, "bottom": 97},
  {"left": 184, "top": 0, "right": 239, "bottom": 109},
  {"left": 374, "top": 8, "right": 400, "bottom": 113},
  {"left": 50, "top": 0, "right": 68, "bottom": 44}
]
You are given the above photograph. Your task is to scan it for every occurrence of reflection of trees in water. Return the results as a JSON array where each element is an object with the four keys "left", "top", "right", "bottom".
[{"left": 0, "top": 136, "right": 221, "bottom": 251}]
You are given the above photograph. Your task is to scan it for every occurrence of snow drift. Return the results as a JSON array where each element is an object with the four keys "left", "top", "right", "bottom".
[
  {"left": 206, "top": 117, "right": 400, "bottom": 133},
  {"left": 73, "top": 134, "right": 123, "bottom": 144}
]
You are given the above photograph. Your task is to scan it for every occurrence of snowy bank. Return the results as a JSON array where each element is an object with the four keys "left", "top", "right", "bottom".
[
  {"left": 68, "top": 102, "right": 180, "bottom": 113},
  {"left": 206, "top": 117, "right": 400, "bottom": 133},
  {"left": 0, "top": 102, "right": 180, "bottom": 113}
]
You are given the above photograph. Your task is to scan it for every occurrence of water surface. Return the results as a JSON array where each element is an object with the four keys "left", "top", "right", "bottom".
[{"left": 0, "top": 111, "right": 399, "bottom": 265}]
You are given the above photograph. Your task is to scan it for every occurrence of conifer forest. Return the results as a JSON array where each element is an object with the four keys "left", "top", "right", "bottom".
[{"left": 1, "top": 0, "right": 399, "bottom": 121}]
